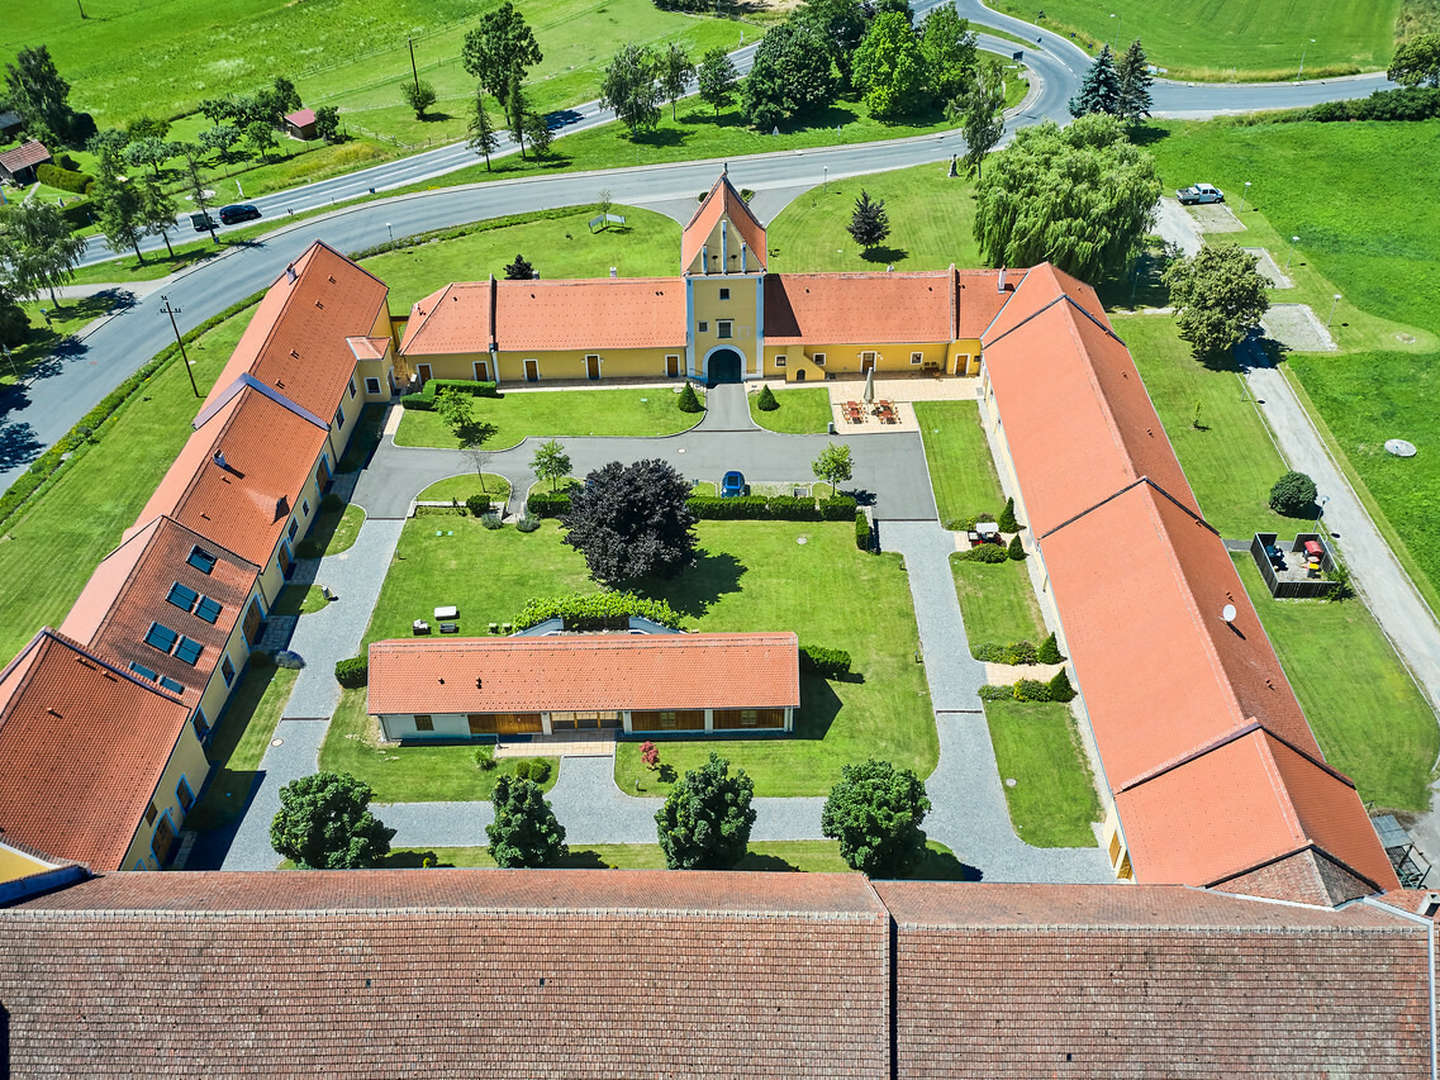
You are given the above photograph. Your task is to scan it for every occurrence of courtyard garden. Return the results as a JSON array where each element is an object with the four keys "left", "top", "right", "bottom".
[
  {"left": 950, "top": 555, "right": 1045, "bottom": 650},
  {"left": 985, "top": 699, "right": 1101, "bottom": 848},
  {"left": 914, "top": 400, "right": 1006, "bottom": 531},
  {"left": 747, "top": 387, "right": 832, "bottom": 434}
]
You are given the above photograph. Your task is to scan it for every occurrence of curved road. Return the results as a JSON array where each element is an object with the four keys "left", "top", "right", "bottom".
[{"left": 0, "top": 0, "right": 1394, "bottom": 488}]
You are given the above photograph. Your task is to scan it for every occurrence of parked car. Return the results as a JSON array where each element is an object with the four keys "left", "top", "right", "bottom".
[
  {"left": 1176, "top": 183, "right": 1224, "bottom": 206},
  {"left": 720, "top": 471, "right": 745, "bottom": 497},
  {"left": 218, "top": 203, "right": 262, "bottom": 225},
  {"left": 189, "top": 212, "right": 216, "bottom": 232}
]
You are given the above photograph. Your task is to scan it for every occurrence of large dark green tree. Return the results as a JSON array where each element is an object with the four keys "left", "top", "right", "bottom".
[
  {"left": 486, "top": 775, "right": 568, "bottom": 867},
  {"left": 741, "top": 21, "right": 837, "bottom": 131},
  {"left": 1163, "top": 244, "right": 1270, "bottom": 360},
  {"left": 92, "top": 176, "right": 147, "bottom": 262},
  {"left": 697, "top": 48, "right": 739, "bottom": 115},
  {"left": 467, "top": 91, "right": 499, "bottom": 169},
  {"left": 4, "top": 45, "right": 77, "bottom": 143},
  {"left": 562, "top": 458, "right": 697, "bottom": 584},
  {"left": 853, "top": 11, "right": 929, "bottom": 119},
  {"left": 973, "top": 114, "right": 1161, "bottom": 282},
  {"left": 847, "top": 190, "right": 890, "bottom": 251},
  {"left": 0, "top": 201, "right": 88, "bottom": 306},
  {"left": 269, "top": 772, "right": 396, "bottom": 869},
  {"left": 600, "top": 43, "right": 663, "bottom": 136},
  {"left": 949, "top": 57, "right": 1006, "bottom": 179},
  {"left": 821, "top": 759, "right": 932, "bottom": 876},
  {"left": 1068, "top": 44, "right": 1121, "bottom": 118},
  {"left": 920, "top": 7, "right": 978, "bottom": 105},
  {"left": 792, "top": 0, "right": 868, "bottom": 88},
  {"left": 1116, "top": 40, "right": 1153, "bottom": 122},
  {"left": 461, "top": 1, "right": 543, "bottom": 131},
  {"left": 1388, "top": 33, "right": 1440, "bottom": 87},
  {"left": 655, "top": 753, "right": 756, "bottom": 869}
]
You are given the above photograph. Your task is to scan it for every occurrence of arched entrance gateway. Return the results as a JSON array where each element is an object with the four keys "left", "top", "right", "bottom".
[{"left": 704, "top": 347, "right": 744, "bottom": 386}]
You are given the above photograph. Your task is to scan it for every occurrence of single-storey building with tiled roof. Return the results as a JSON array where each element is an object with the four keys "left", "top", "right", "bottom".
[
  {"left": 0, "top": 138, "right": 52, "bottom": 184},
  {"left": 368, "top": 631, "right": 800, "bottom": 739},
  {"left": 282, "top": 107, "right": 317, "bottom": 140}
]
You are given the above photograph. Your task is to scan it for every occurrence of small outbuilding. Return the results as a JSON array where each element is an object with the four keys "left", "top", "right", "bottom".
[
  {"left": 0, "top": 140, "right": 52, "bottom": 185},
  {"left": 0, "top": 110, "right": 23, "bottom": 140},
  {"left": 282, "top": 108, "right": 317, "bottom": 141}
]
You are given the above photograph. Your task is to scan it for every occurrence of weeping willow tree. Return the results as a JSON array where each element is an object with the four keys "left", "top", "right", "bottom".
[{"left": 972, "top": 113, "right": 1161, "bottom": 283}]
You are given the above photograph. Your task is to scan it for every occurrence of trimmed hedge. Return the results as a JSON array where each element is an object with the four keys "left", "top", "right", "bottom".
[
  {"left": 36, "top": 162, "right": 96, "bottom": 194},
  {"left": 58, "top": 200, "right": 96, "bottom": 228},
  {"left": 821, "top": 495, "right": 858, "bottom": 521},
  {"left": 1007, "top": 534, "right": 1026, "bottom": 561},
  {"left": 399, "top": 378, "right": 500, "bottom": 410},
  {"left": 513, "top": 592, "right": 683, "bottom": 631},
  {"left": 956, "top": 543, "right": 1009, "bottom": 564},
  {"left": 527, "top": 490, "right": 572, "bottom": 517},
  {"left": 1047, "top": 667, "right": 1076, "bottom": 703},
  {"left": 1234, "top": 86, "right": 1440, "bottom": 126},
  {"left": 972, "top": 640, "right": 1037, "bottom": 665},
  {"left": 465, "top": 494, "right": 492, "bottom": 517},
  {"left": 755, "top": 384, "right": 778, "bottom": 410},
  {"left": 800, "top": 645, "right": 852, "bottom": 679},
  {"left": 1013, "top": 678, "right": 1052, "bottom": 703},
  {"left": 978, "top": 684, "right": 1012, "bottom": 701},
  {"left": 855, "top": 511, "right": 871, "bottom": 552},
  {"left": 334, "top": 656, "right": 368, "bottom": 688},
  {"left": 688, "top": 493, "right": 859, "bottom": 522},
  {"left": 677, "top": 382, "right": 704, "bottom": 413}
]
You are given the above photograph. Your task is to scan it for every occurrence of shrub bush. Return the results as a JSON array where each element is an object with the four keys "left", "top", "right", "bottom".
[
  {"left": 764, "top": 494, "right": 821, "bottom": 521},
  {"left": 978, "top": 684, "right": 1013, "bottom": 701},
  {"left": 800, "top": 645, "right": 852, "bottom": 679},
  {"left": 971, "top": 642, "right": 1008, "bottom": 662},
  {"left": 513, "top": 760, "right": 532, "bottom": 781},
  {"left": 1047, "top": 667, "right": 1076, "bottom": 703},
  {"left": 399, "top": 378, "right": 501, "bottom": 410},
  {"left": 756, "top": 384, "right": 779, "bottom": 410},
  {"left": 513, "top": 592, "right": 683, "bottom": 631},
  {"left": 1269, "top": 470, "right": 1317, "bottom": 517},
  {"left": 528, "top": 758, "right": 552, "bottom": 783},
  {"left": 677, "top": 382, "right": 704, "bottom": 413},
  {"left": 516, "top": 514, "right": 541, "bottom": 533},
  {"left": 273, "top": 650, "right": 305, "bottom": 670},
  {"left": 820, "top": 495, "right": 858, "bottom": 521},
  {"left": 1007, "top": 534, "right": 1026, "bottom": 560},
  {"left": 1005, "top": 640, "right": 1037, "bottom": 666},
  {"left": 956, "top": 543, "right": 1009, "bottom": 564},
  {"left": 474, "top": 745, "right": 497, "bottom": 770},
  {"left": 527, "top": 491, "right": 572, "bottom": 517},
  {"left": 57, "top": 200, "right": 96, "bottom": 228},
  {"left": 481, "top": 512, "right": 503, "bottom": 529},
  {"left": 998, "top": 496, "right": 1019, "bottom": 532},
  {"left": 1038, "top": 632, "right": 1065, "bottom": 664},
  {"left": 465, "top": 494, "right": 492, "bottom": 517},
  {"left": 36, "top": 162, "right": 96, "bottom": 194},
  {"left": 954, "top": 512, "right": 997, "bottom": 531},
  {"left": 1013, "top": 678, "right": 1052, "bottom": 703},
  {"left": 855, "top": 511, "right": 872, "bottom": 551}
]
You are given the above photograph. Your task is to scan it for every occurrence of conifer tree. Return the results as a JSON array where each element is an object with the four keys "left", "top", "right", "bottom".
[
  {"left": 1116, "top": 40, "right": 1153, "bottom": 122},
  {"left": 467, "top": 90, "right": 499, "bottom": 169},
  {"left": 847, "top": 189, "right": 890, "bottom": 251},
  {"left": 1068, "top": 44, "right": 1121, "bottom": 117}
]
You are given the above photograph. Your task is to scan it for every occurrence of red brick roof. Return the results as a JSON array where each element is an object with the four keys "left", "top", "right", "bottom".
[
  {"left": 284, "top": 108, "right": 316, "bottom": 127},
  {"left": 955, "top": 267, "right": 1014, "bottom": 339},
  {"left": 369, "top": 632, "right": 800, "bottom": 715},
  {"left": 200, "top": 241, "right": 388, "bottom": 422},
  {"left": 0, "top": 869, "right": 890, "bottom": 1078},
  {"left": 876, "top": 881, "right": 1433, "bottom": 1078},
  {"left": 0, "top": 139, "right": 51, "bottom": 173},
  {"left": 765, "top": 271, "right": 954, "bottom": 346},
  {"left": 398, "top": 281, "right": 486, "bottom": 354},
  {"left": 0, "top": 631, "right": 192, "bottom": 871},
  {"left": 682, "top": 172, "right": 767, "bottom": 272}
]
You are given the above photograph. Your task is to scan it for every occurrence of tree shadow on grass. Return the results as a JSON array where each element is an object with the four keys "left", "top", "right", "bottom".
[
  {"left": 735, "top": 851, "right": 808, "bottom": 871},
  {"left": 637, "top": 548, "right": 746, "bottom": 618},
  {"left": 903, "top": 846, "right": 983, "bottom": 881},
  {"left": 792, "top": 673, "right": 842, "bottom": 742},
  {"left": 859, "top": 246, "right": 909, "bottom": 265},
  {"left": 1128, "top": 124, "right": 1171, "bottom": 147}
]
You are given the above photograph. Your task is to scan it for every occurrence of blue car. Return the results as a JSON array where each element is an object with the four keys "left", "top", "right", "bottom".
[{"left": 720, "top": 471, "right": 745, "bottom": 497}]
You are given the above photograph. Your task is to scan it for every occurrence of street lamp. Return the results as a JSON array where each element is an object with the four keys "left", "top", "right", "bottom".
[
  {"left": 1298, "top": 37, "right": 1316, "bottom": 79},
  {"left": 1239, "top": 180, "right": 1251, "bottom": 214},
  {"left": 823, "top": 165, "right": 828, "bottom": 192},
  {"left": 1285, "top": 235, "right": 1300, "bottom": 274},
  {"left": 1327, "top": 293, "right": 1342, "bottom": 329},
  {"left": 386, "top": 222, "right": 394, "bottom": 243}
]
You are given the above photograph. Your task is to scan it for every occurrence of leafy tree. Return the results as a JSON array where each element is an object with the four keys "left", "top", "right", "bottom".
[
  {"left": 269, "top": 772, "right": 395, "bottom": 869},
  {"left": 755, "top": 384, "right": 779, "bottom": 410},
  {"left": 853, "top": 11, "right": 929, "bottom": 119},
  {"left": 654, "top": 752, "right": 756, "bottom": 869},
  {"left": 506, "top": 82, "right": 531, "bottom": 159},
  {"left": 1269, "top": 471, "right": 1317, "bottom": 517},
  {"left": 139, "top": 179, "right": 178, "bottom": 258},
  {"left": 601, "top": 43, "right": 663, "bottom": 136},
  {"left": 124, "top": 114, "right": 170, "bottom": 142},
  {"left": 562, "top": 458, "right": 697, "bottom": 584},
  {"left": 461, "top": 1, "right": 543, "bottom": 130},
  {"left": 847, "top": 189, "right": 890, "bottom": 250},
  {"left": 0, "top": 283, "right": 26, "bottom": 348},
  {"left": 531, "top": 439, "right": 571, "bottom": 490},
  {"left": 504, "top": 252, "right": 535, "bottom": 279},
  {"left": 792, "top": 0, "right": 868, "bottom": 88},
  {"left": 435, "top": 388, "right": 498, "bottom": 490},
  {"left": 269, "top": 75, "right": 302, "bottom": 117},
  {"left": 1115, "top": 40, "right": 1153, "bottom": 122},
  {"left": 697, "top": 47, "right": 740, "bottom": 115},
  {"left": 486, "top": 775, "right": 567, "bottom": 867},
  {"left": 1007, "top": 533, "right": 1026, "bottom": 560},
  {"left": 659, "top": 43, "right": 695, "bottom": 121},
  {"left": 1068, "top": 44, "right": 1121, "bottom": 117},
  {"left": 1162, "top": 244, "right": 1270, "bottom": 360},
  {"left": 920, "top": 7, "right": 978, "bottom": 105},
  {"left": 1388, "top": 33, "right": 1440, "bottom": 87},
  {"left": 821, "top": 758, "right": 931, "bottom": 876},
  {"left": 741, "top": 22, "right": 837, "bottom": 130},
  {"left": 812, "top": 441, "right": 854, "bottom": 488},
  {"left": 401, "top": 79, "right": 438, "bottom": 119},
  {"left": 640, "top": 740, "right": 660, "bottom": 770},
  {"left": 176, "top": 144, "right": 219, "bottom": 243},
  {"left": 872, "top": 0, "right": 914, "bottom": 22},
  {"left": 973, "top": 114, "right": 1160, "bottom": 282},
  {"left": 198, "top": 123, "right": 243, "bottom": 163},
  {"left": 4, "top": 46, "right": 76, "bottom": 143},
  {"left": 466, "top": 91, "right": 499, "bottom": 169},
  {"left": 124, "top": 136, "right": 172, "bottom": 178},
  {"left": 87, "top": 128, "right": 130, "bottom": 178},
  {"left": 244, "top": 120, "right": 278, "bottom": 161},
  {"left": 92, "top": 176, "right": 147, "bottom": 261},
  {"left": 521, "top": 107, "right": 553, "bottom": 157},
  {"left": 997, "top": 496, "right": 1018, "bottom": 532},
  {"left": 949, "top": 57, "right": 1005, "bottom": 179},
  {"left": 0, "top": 201, "right": 88, "bottom": 306},
  {"left": 313, "top": 105, "right": 342, "bottom": 143}
]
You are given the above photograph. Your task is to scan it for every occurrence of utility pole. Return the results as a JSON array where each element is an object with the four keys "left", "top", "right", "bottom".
[
  {"left": 160, "top": 295, "right": 199, "bottom": 398},
  {"left": 77, "top": 0, "right": 86, "bottom": 17},
  {"left": 409, "top": 38, "right": 420, "bottom": 95}
]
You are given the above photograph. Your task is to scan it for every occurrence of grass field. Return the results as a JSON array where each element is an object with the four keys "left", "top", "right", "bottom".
[
  {"left": 767, "top": 163, "right": 982, "bottom": 272},
  {"left": 1234, "top": 558, "right": 1438, "bottom": 811},
  {"left": 185, "top": 664, "right": 298, "bottom": 831},
  {"left": 950, "top": 555, "right": 1045, "bottom": 651},
  {"left": 747, "top": 388, "right": 832, "bottom": 434},
  {"left": 991, "top": 0, "right": 1403, "bottom": 81},
  {"left": 912, "top": 401, "right": 1006, "bottom": 530},
  {"left": 985, "top": 699, "right": 1101, "bottom": 847},
  {"left": 395, "top": 387, "right": 703, "bottom": 450},
  {"left": 1141, "top": 118, "right": 1440, "bottom": 610},
  {"left": 360, "top": 206, "right": 680, "bottom": 310},
  {"left": 416, "top": 474, "right": 511, "bottom": 503}
]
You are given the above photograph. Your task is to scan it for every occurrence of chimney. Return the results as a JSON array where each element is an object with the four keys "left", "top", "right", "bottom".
[
  {"left": 740, "top": 242, "right": 747, "bottom": 273},
  {"left": 212, "top": 450, "right": 228, "bottom": 470},
  {"left": 996, "top": 267, "right": 1006, "bottom": 293},
  {"left": 285, "top": 264, "right": 297, "bottom": 284}
]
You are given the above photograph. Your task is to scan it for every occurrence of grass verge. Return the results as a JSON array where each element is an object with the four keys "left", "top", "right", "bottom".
[
  {"left": 185, "top": 664, "right": 299, "bottom": 831},
  {"left": 984, "top": 699, "right": 1101, "bottom": 848},
  {"left": 747, "top": 387, "right": 832, "bottom": 433},
  {"left": 950, "top": 554, "right": 1045, "bottom": 650},
  {"left": 913, "top": 400, "right": 1006, "bottom": 529}
]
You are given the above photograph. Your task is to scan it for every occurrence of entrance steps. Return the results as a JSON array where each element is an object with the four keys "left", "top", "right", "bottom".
[{"left": 497, "top": 730, "right": 618, "bottom": 758}]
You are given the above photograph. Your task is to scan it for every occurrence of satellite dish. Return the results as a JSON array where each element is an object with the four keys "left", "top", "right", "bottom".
[{"left": 1221, "top": 604, "right": 1237, "bottom": 623}]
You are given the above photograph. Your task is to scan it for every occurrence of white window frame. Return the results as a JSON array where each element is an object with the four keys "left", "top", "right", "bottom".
[
  {"left": 910, "top": 351, "right": 924, "bottom": 365},
  {"left": 365, "top": 376, "right": 381, "bottom": 394},
  {"left": 697, "top": 321, "right": 709, "bottom": 333},
  {"left": 774, "top": 354, "right": 786, "bottom": 368},
  {"left": 813, "top": 353, "right": 826, "bottom": 366},
  {"left": 717, "top": 320, "right": 733, "bottom": 339}
]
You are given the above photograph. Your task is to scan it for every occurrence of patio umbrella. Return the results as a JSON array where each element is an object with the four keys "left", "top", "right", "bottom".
[{"left": 862, "top": 366, "right": 875, "bottom": 405}]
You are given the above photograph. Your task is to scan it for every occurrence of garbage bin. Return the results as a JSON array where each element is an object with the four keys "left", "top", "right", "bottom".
[{"left": 828, "top": 421, "right": 836, "bottom": 435}]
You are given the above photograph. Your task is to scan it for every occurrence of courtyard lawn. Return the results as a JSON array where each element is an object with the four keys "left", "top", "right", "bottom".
[
  {"left": 318, "top": 688, "right": 556, "bottom": 803},
  {"left": 950, "top": 555, "right": 1045, "bottom": 651},
  {"left": 297, "top": 502, "right": 365, "bottom": 558},
  {"left": 1234, "top": 558, "right": 1438, "bottom": 812},
  {"left": 1116, "top": 313, "right": 1288, "bottom": 539},
  {"left": 747, "top": 387, "right": 832, "bottom": 434},
  {"left": 913, "top": 401, "right": 1007, "bottom": 530},
  {"left": 337, "top": 404, "right": 388, "bottom": 473},
  {"left": 272, "top": 584, "right": 330, "bottom": 617},
  {"left": 185, "top": 664, "right": 299, "bottom": 831},
  {"left": 989, "top": 0, "right": 1402, "bottom": 81},
  {"left": 984, "top": 699, "right": 1101, "bottom": 848},
  {"left": 395, "top": 387, "right": 703, "bottom": 450},
  {"left": 417, "top": 474, "right": 512, "bottom": 503},
  {"left": 361, "top": 207, "right": 680, "bottom": 310}
]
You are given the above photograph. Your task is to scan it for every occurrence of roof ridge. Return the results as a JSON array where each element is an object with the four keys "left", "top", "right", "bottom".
[{"left": 40, "top": 628, "right": 188, "bottom": 704}]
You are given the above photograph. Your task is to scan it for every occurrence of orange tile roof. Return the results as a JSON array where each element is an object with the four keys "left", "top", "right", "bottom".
[
  {"left": 764, "top": 271, "right": 953, "bottom": 345},
  {"left": 682, "top": 172, "right": 767, "bottom": 272},
  {"left": 495, "top": 278, "right": 686, "bottom": 351},
  {"left": 369, "top": 632, "right": 799, "bottom": 715},
  {"left": 60, "top": 516, "right": 258, "bottom": 707},
  {"left": 134, "top": 385, "right": 329, "bottom": 567},
  {"left": 199, "top": 241, "right": 388, "bottom": 422},
  {"left": 345, "top": 335, "right": 390, "bottom": 361},
  {"left": 398, "top": 281, "right": 488, "bottom": 355},
  {"left": 955, "top": 267, "right": 1015, "bottom": 339},
  {"left": 0, "top": 630, "right": 192, "bottom": 871}
]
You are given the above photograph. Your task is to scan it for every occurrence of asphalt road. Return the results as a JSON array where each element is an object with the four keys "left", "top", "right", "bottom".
[{"left": 1, "top": 0, "right": 1396, "bottom": 490}]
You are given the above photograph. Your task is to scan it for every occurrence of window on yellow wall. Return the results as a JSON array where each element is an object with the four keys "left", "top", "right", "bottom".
[
  {"left": 813, "top": 353, "right": 826, "bottom": 366},
  {"left": 365, "top": 377, "right": 380, "bottom": 394},
  {"left": 719, "top": 287, "right": 730, "bottom": 300},
  {"left": 775, "top": 355, "right": 786, "bottom": 368},
  {"left": 698, "top": 321, "right": 708, "bottom": 333},
  {"left": 911, "top": 352, "right": 924, "bottom": 365},
  {"left": 717, "top": 320, "right": 732, "bottom": 339}
]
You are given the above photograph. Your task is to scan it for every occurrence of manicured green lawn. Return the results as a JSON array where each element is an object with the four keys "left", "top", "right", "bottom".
[
  {"left": 297, "top": 502, "right": 365, "bottom": 558},
  {"left": 417, "top": 474, "right": 512, "bottom": 502},
  {"left": 1233, "top": 557, "right": 1438, "bottom": 811},
  {"left": 985, "top": 699, "right": 1101, "bottom": 848},
  {"left": 950, "top": 555, "right": 1045, "bottom": 652},
  {"left": 0, "top": 304, "right": 255, "bottom": 663},
  {"left": 768, "top": 163, "right": 983, "bottom": 273},
  {"left": 990, "top": 0, "right": 1402, "bottom": 81},
  {"left": 318, "top": 688, "right": 556, "bottom": 803},
  {"left": 272, "top": 584, "right": 331, "bottom": 617},
  {"left": 395, "top": 387, "right": 703, "bottom": 450},
  {"left": 1116, "top": 313, "right": 1288, "bottom": 539},
  {"left": 913, "top": 401, "right": 1006, "bottom": 530},
  {"left": 361, "top": 207, "right": 680, "bottom": 310},
  {"left": 370, "top": 840, "right": 973, "bottom": 877},
  {"left": 748, "top": 388, "right": 831, "bottom": 433},
  {"left": 185, "top": 664, "right": 299, "bottom": 831},
  {"left": 338, "top": 404, "right": 388, "bottom": 473}
]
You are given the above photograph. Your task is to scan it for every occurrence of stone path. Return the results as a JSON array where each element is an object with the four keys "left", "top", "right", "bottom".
[{"left": 698, "top": 381, "right": 755, "bottom": 432}]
